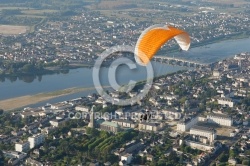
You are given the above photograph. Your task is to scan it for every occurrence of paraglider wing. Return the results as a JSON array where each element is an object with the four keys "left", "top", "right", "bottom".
[{"left": 134, "top": 24, "right": 191, "bottom": 66}]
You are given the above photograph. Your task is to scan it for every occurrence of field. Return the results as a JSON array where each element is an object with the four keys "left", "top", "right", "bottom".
[
  {"left": 206, "top": 0, "right": 247, "bottom": 5},
  {"left": 0, "top": 7, "right": 30, "bottom": 10},
  {"left": 98, "top": 9, "right": 166, "bottom": 23},
  {"left": 21, "top": 9, "right": 58, "bottom": 15},
  {"left": 197, "top": 122, "right": 235, "bottom": 137},
  {"left": 216, "top": 125, "right": 236, "bottom": 137},
  {"left": 90, "top": 0, "right": 140, "bottom": 10},
  {"left": 0, "top": 25, "right": 29, "bottom": 35},
  {"left": 16, "top": 15, "right": 46, "bottom": 19},
  {"left": 0, "top": 8, "right": 58, "bottom": 34}
]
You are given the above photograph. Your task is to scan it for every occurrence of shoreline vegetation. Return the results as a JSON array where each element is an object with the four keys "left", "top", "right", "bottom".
[
  {"left": 0, "top": 87, "right": 98, "bottom": 111},
  {"left": 0, "top": 61, "right": 94, "bottom": 78}
]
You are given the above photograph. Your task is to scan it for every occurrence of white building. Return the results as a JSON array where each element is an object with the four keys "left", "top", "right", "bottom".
[
  {"left": 120, "top": 153, "right": 133, "bottom": 165},
  {"left": 28, "top": 134, "right": 45, "bottom": 149},
  {"left": 3, "top": 150, "right": 27, "bottom": 159},
  {"left": 149, "top": 97, "right": 159, "bottom": 106},
  {"left": 228, "top": 159, "right": 237, "bottom": 166},
  {"left": 112, "top": 119, "right": 137, "bottom": 128},
  {"left": 49, "top": 118, "right": 68, "bottom": 127},
  {"left": 190, "top": 125, "right": 217, "bottom": 142},
  {"left": 184, "top": 140, "right": 215, "bottom": 151},
  {"left": 26, "top": 158, "right": 43, "bottom": 166},
  {"left": 162, "top": 108, "right": 181, "bottom": 120},
  {"left": 115, "top": 109, "right": 124, "bottom": 116},
  {"left": 75, "top": 106, "right": 89, "bottom": 112},
  {"left": 15, "top": 141, "right": 30, "bottom": 152},
  {"left": 177, "top": 116, "right": 199, "bottom": 132},
  {"left": 138, "top": 122, "right": 163, "bottom": 132},
  {"left": 207, "top": 113, "right": 232, "bottom": 126},
  {"left": 217, "top": 97, "right": 234, "bottom": 108},
  {"left": 230, "top": 131, "right": 236, "bottom": 137},
  {"left": 213, "top": 70, "right": 220, "bottom": 77},
  {"left": 164, "top": 94, "right": 179, "bottom": 101},
  {"left": 50, "top": 102, "right": 73, "bottom": 110}
]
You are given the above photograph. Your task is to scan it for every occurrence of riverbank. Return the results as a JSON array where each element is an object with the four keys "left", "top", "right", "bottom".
[{"left": 0, "top": 87, "right": 98, "bottom": 111}]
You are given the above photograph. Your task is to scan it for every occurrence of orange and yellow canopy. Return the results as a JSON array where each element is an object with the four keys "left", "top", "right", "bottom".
[{"left": 134, "top": 24, "right": 191, "bottom": 66}]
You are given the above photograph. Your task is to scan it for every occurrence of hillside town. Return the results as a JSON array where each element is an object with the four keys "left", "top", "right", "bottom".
[{"left": 1, "top": 52, "right": 250, "bottom": 165}]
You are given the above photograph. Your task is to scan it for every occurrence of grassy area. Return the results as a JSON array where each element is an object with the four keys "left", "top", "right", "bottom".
[
  {"left": 205, "top": 0, "right": 247, "bottom": 5},
  {"left": 16, "top": 15, "right": 46, "bottom": 18},
  {"left": 0, "top": 8, "right": 59, "bottom": 33},
  {"left": 92, "top": 0, "right": 139, "bottom": 10},
  {"left": 21, "top": 9, "right": 58, "bottom": 15},
  {"left": 0, "top": 7, "right": 31, "bottom": 10},
  {"left": 98, "top": 9, "right": 166, "bottom": 23},
  {"left": 0, "top": 25, "right": 29, "bottom": 35},
  {"left": 98, "top": 10, "right": 140, "bottom": 21}
]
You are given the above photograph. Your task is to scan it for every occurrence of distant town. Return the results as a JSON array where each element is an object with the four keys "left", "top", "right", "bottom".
[
  {"left": 0, "top": 0, "right": 250, "bottom": 77},
  {"left": 1, "top": 0, "right": 250, "bottom": 166}
]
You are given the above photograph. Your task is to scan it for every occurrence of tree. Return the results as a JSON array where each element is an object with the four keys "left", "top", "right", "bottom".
[
  {"left": 242, "top": 160, "right": 250, "bottom": 165},
  {"left": 107, "top": 154, "right": 118, "bottom": 163},
  {"left": 229, "top": 149, "right": 236, "bottom": 158},
  {"left": 86, "top": 127, "right": 99, "bottom": 137},
  {"left": 184, "top": 146, "right": 191, "bottom": 153},
  {"left": 37, "top": 61, "right": 44, "bottom": 70},
  {"left": 141, "top": 156, "right": 146, "bottom": 164},
  {"left": 180, "top": 141, "right": 186, "bottom": 152},
  {"left": 22, "top": 64, "right": 35, "bottom": 73},
  {"left": 0, "top": 150, "right": 4, "bottom": 166},
  {"left": 218, "top": 163, "right": 227, "bottom": 166},
  {"left": 167, "top": 151, "right": 179, "bottom": 163},
  {"left": 0, "top": 109, "right": 3, "bottom": 115},
  {"left": 157, "top": 159, "right": 166, "bottom": 166},
  {"left": 59, "top": 60, "right": 69, "bottom": 68},
  {"left": 218, "top": 153, "right": 229, "bottom": 163},
  {"left": 245, "top": 150, "right": 250, "bottom": 156}
]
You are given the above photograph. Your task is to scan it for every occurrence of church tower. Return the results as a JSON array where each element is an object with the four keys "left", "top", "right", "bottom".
[
  {"left": 88, "top": 105, "right": 96, "bottom": 128},
  {"left": 238, "top": 59, "right": 242, "bottom": 70}
]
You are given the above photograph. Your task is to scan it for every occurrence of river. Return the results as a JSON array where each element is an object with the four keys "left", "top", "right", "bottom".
[
  {"left": 1, "top": 38, "right": 250, "bottom": 107},
  {"left": 168, "top": 37, "right": 250, "bottom": 63},
  {"left": 0, "top": 61, "right": 187, "bottom": 101}
]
